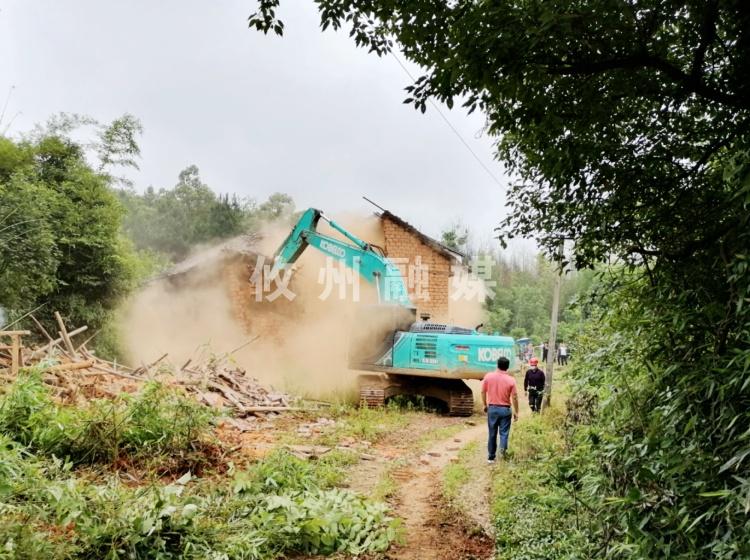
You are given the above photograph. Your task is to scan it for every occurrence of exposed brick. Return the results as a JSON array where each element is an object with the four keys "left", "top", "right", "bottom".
[{"left": 381, "top": 216, "right": 457, "bottom": 322}]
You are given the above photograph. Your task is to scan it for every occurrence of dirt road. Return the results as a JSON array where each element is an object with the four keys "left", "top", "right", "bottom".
[{"left": 346, "top": 416, "right": 495, "bottom": 560}]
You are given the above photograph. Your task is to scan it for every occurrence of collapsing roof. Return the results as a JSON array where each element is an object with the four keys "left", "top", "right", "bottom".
[
  {"left": 157, "top": 234, "right": 262, "bottom": 286},
  {"left": 377, "top": 210, "right": 466, "bottom": 264}
]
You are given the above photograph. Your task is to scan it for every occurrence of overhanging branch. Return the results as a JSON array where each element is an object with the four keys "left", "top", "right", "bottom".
[{"left": 546, "top": 53, "right": 746, "bottom": 109}]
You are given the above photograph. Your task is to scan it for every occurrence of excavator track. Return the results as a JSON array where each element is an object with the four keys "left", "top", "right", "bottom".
[
  {"left": 358, "top": 374, "right": 475, "bottom": 416},
  {"left": 446, "top": 386, "right": 475, "bottom": 416},
  {"left": 358, "top": 374, "right": 389, "bottom": 409}
]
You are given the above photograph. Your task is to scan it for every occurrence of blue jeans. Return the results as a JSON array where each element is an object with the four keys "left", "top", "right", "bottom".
[{"left": 487, "top": 405, "right": 512, "bottom": 460}]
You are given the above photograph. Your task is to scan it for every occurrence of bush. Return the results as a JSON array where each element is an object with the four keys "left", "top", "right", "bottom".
[
  {"left": 220, "top": 451, "right": 401, "bottom": 557},
  {"left": 0, "top": 371, "right": 214, "bottom": 466},
  {"left": 0, "top": 447, "right": 399, "bottom": 559},
  {"left": 492, "top": 395, "right": 592, "bottom": 559}
]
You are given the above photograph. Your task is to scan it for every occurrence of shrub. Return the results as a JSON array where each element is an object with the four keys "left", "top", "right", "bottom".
[
  {"left": 0, "top": 372, "right": 214, "bottom": 467},
  {"left": 0, "top": 393, "right": 400, "bottom": 559}
]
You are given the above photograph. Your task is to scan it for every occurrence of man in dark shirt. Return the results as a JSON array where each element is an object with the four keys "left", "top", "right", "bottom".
[{"left": 524, "top": 357, "right": 546, "bottom": 413}]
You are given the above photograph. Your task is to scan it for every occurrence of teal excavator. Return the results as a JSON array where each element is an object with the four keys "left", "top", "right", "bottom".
[{"left": 270, "top": 208, "right": 515, "bottom": 415}]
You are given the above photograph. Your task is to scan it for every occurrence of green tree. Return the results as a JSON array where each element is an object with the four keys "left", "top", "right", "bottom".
[
  {"left": 118, "top": 174, "right": 290, "bottom": 261},
  {"left": 0, "top": 140, "right": 57, "bottom": 311},
  {"left": 120, "top": 165, "right": 235, "bottom": 259},
  {"left": 249, "top": 0, "right": 748, "bottom": 265},
  {"left": 30, "top": 112, "right": 143, "bottom": 185},
  {"left": 258, "top": 192, "right": 295, "bottom": 221},
  {"left": 440, "top": 223, "right": 468, "bottom": 253},
  {"left": 0, "top": 131, "right": 139, "bottom": 348},
  {"left": 95, "top": 114, "right": 143, "bottom": 173},
  {"left": 485, "top": 307, "right": 511, "bottom": 335}
]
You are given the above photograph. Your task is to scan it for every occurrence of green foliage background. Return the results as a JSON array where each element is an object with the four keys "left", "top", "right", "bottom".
[
  {"left": 0, "top": 132, "right": 140, "bottom": 352},
  {"left": 0, "top": 115, "right": 295, "bottom": 358}
]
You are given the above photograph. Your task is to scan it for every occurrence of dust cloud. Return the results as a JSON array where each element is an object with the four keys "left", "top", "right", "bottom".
[
  {"left": 121, "top": 277, "right": 246, "bottom": 369},
  {"left": 122, "top": 212, "right": 491, "bottom": 403},
  {"left": 122, "top": 215, "right": 387, "bottom": 401},
  {"left": 448, "top": 269, "right": 488, "bottom": 330}
]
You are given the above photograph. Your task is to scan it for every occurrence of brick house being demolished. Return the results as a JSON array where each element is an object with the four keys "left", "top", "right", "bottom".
[
  {"left": 162, "top": 207, "right": 471, "bottom": 332},
  {"left": 377, "top": 210, "right": 464, "bottom": 323}
]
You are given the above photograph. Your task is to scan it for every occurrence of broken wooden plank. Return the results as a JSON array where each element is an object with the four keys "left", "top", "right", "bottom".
[
  {"left": 54, "top": 312, "right": 76, "bottom": 356},
  {"left": 30, "top": 314, "right": 54, "bottom": 343},
  {"left": 31, "top": 326, "right": 88, "bottom": 359},
  {"left": 79, "top": 348, "right": 134, "bottom": 372},
  {"left": 40, "top": 360, "right": 95, "bottom": 373},
  {"left": 207, "top": 381, "right": 248, "bottom": 412},
  {"left": 243, "top": 406, "right": 301, "bottom": 412},
  {"left": 83, "top": 365, "right": 145, "bottom": 381},
  {"left": 133, "top": 353, "right": 168, "bottom": 375},
  {"left": 75, "top": 330, "right": 99, "bottom": 353}
]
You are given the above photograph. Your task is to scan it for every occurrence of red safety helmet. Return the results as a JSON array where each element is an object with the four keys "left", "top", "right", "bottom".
[{"left": 529, "top": 357, "right": 539, "bottom": 365}]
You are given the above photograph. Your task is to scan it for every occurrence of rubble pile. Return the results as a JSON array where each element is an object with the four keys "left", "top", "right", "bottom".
[
  {"left": 180, "top": 355, "right": 291, "bottom": 415},
  {"left": 0, "top": 313, "right": 292, "bottom": 417}
]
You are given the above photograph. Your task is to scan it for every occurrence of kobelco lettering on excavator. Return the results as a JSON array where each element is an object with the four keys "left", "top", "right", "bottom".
[
  {"left": 477, "top": 347, "right": 513, "bottom": 362},
  {"left": 319, "top": 240, "right": 346, "bottom": 258}
]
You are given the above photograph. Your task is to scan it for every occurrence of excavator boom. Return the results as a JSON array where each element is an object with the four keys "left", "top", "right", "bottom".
[{"left": 272, "top": 208, "right": 412, "bottom": 308}]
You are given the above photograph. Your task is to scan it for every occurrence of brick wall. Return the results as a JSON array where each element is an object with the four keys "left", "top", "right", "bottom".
[
  {"left": 381, "top": 217, "right": 453, "bottom": 322},
  {"left": 222, "top": 255, "right": 256, "bottom": 332},
  {"left": 220, "top": 218, "right": 458, "bottom": 327}
]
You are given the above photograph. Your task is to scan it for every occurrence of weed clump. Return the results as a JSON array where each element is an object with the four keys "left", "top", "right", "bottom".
[{"left": 0, "top": 370, "right": 214, "bottom": 467}]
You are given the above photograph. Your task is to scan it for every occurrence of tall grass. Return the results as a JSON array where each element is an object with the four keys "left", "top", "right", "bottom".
[
  {"left": 491, "top": 381, "right": 592, "bottom": 559},
  {"left": 0, "top": 370, "right": 214, "bottom": 466}
]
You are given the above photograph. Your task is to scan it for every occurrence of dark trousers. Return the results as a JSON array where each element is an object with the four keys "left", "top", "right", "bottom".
[
  {"left": 528, "top": 388, "right": 544, "bottom": 412},
  {"left": 487, "top": 405, "right": 512, "bottom": 460}
]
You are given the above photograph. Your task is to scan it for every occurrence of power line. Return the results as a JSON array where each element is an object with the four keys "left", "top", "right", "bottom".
[
  {"left": 389, "top": 51, "right": 504, "bottom": 189},
  {"left": 0, "top": 86, "right": 14, "bottom": 129}
]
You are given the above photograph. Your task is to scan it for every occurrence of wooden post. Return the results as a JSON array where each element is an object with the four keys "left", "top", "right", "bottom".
[
  {"left": 544, "top": 275, "right": 561, "bottom": 409},
  {"left": 0, "top": 331, "right": 30, "bottom": 376},
  {"left": 543, "top": 242, "right": 564, "bottom": 410}
]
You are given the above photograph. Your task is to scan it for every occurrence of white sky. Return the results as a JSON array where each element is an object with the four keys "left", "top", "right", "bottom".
[{"left": 0, "top": 0, "right": 514, "bottom": 245}]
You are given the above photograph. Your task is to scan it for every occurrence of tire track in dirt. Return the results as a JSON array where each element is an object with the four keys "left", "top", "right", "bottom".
[{"left": 385, "top": 423, "right": 494, "bottom": 560}]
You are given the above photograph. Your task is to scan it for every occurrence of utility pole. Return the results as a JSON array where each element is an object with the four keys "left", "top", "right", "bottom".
[{"left": 544, "top": 242, "right": 564, "bottom": 410}]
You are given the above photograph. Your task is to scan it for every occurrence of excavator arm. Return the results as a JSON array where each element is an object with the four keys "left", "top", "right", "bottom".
[{"left": 271, "top": 208, "right": 413, "bottom": 308}]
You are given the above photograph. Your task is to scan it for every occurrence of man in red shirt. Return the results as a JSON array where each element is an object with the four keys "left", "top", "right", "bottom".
[{"left": 481, "top": 356, "right": 519, "bottom": 462}]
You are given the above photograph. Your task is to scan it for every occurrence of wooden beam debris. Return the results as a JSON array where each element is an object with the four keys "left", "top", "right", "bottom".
[
  {"left": 0, "top": 313, "right": 294, "bottom": 418},
  {"left": 0, "top": 330, "right": 30, "bottom": 376},
  {"left": 31, "top": 326, "right": 88, "bottom": 359},
  {"left": 54, "top": 312, "right": 76, "bottom": 356}
]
